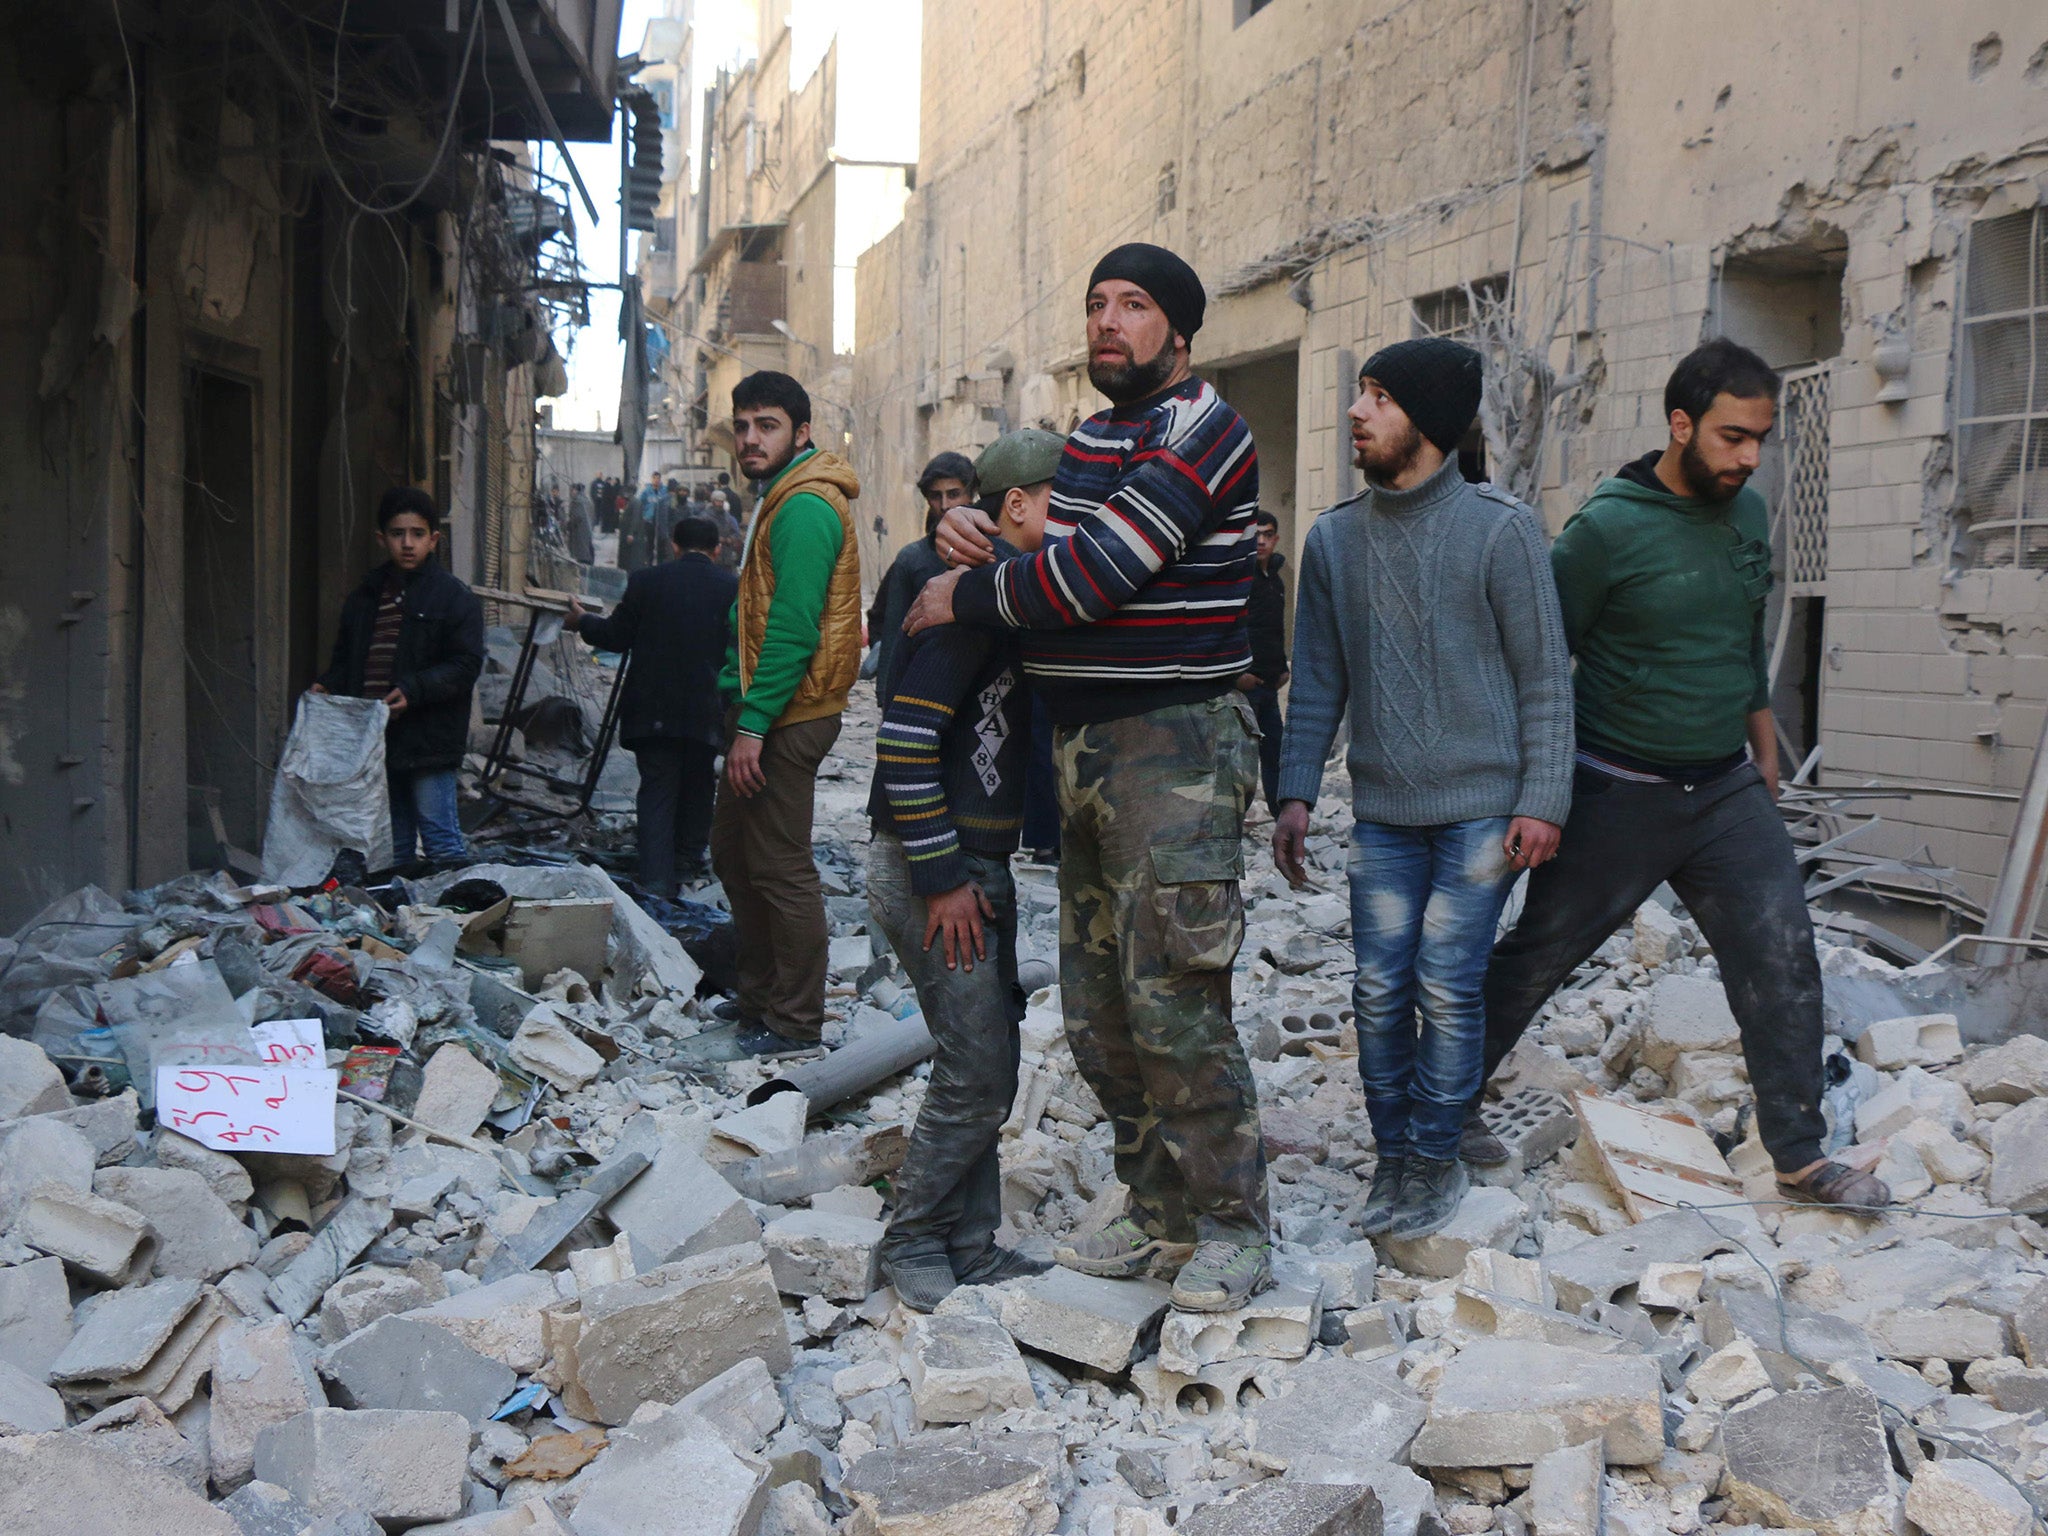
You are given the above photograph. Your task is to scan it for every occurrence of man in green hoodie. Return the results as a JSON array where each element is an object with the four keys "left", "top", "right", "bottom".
[{"left": 1469, "top": 338, "right": 1888, "bottom": 1212}]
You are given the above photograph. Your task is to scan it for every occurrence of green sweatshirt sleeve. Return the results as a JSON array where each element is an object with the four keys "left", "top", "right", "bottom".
[
  {"left": 1548, "top": 511, "right": 1610, "bottom": 652},
  {"left": 735, "top": 492, "right": 844, "bottom": 737}
]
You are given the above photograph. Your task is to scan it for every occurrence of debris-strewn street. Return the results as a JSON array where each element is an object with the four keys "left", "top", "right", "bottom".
[{"left": 0, "top": 673, "right": 2043, "bottom": 1536}]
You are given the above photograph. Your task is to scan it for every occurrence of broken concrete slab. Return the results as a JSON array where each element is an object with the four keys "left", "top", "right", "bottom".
[
  {"left": 0, "top": 1035, "right": 72, "bottom": 1119},
  {"left": 13, "top": 1180, "right": 153, "bottom": 1284},
  {"left": 265, "top": 1197, "right": 392, "bottom": 1322},
  {"left": 1720, "top": 1386, "right": 1901, "bottom": 1536},
  {"left": 0, "top": 1115, "right": 97, "bottom": 1229},
  {"left": 1867, "top": 1304, "right": 2008, "bottom": 1362},
  {"left": 1904, "top": 1454, "right": 2036, "bottom": 1536},
  {"left": 761, "top": 1209, "right": 885, "bottom": 1300},
  {"left": 1953, "top": 1033, "right": 2048, "bottom": 1104},
  {"left": 0, "top": 1357, "right": 64, "bottom": 1433},
  {"left": 413, "top": 1043, "right": 503, "bottom": 1139},
  {"left": 674, "top": 1355, "right": 786, "bottom": 1453},
  {"left": 1687, "top": 1339, "right": 1772, "bottom": 1405},
  {"left": 64, "top": 1394, "right": 208, "bottom": 1488},
  {"left": 1527, "top": 1438, "right": 1603, "bottom": 1536},
  {"left": 567, "top": 1407, "right": 770, "bottom": 1536},
  {"left": 977, "top": 1268, "right": 1173, "bottom": 1374},
  {"left": 317, "top": 1267, "right": 436, "bottom": 1343},
  {"left": 1408, "top": 1340, "right": 1663, "bottom": 1468},
  {"left": 38, "top": 1089, "right": 141, "bottom": 1167},
  {"left": 1379, "top": 1185, "right": 1524, "bottom": 1279},
  {"left": 94, "top": 1164, "right": 258, "bottom": 1280},
  {"left": 70, "top": 1288, "right": 225, "bottom": 1411},
  {"left": 153, "top": 1129, "right": 256, "bottom": 1205},
  {"left": 1854, "top": 1012, "right": 1962, "bottom": 1069},
  {"left": 604, "top": 1139, "right": 762, "bottom": 1272},
  {"left": 1178, "top": 1480, "right": 1384, "bottom": 1536},
  {"left": 1342, "top": 1300, "right": 1410, "bottom": 1362},
  {"left": 209, "top": 1318, "right": 327, "bottom": 1491},
  {"left": 840, "top": 1438, "right": 1059, "bottom": 1536},
  {"left": 1273, "top": 1241, "right": 1376, "bottom": 1310},
  {"left": 47, "top": 1276, "right": 203, "bottom": 1384},
  {"left": 216, "top": 1479, "right": 320, "bottom": 1536},
  {"left": 1985, "top": 1095, "right": 2048, "bottom": 1212},
  {"left": 903, "top": 1313, "right": 1035, "bottom": 1424},
  {"left": 573, "top": 1242, "right": 792, "bottom": 1424},
  {"left": 507, "top": 1006, "right": 604, "bottom": 1091},
  {"left": 477, "top": 1147, "right": 649, "bottom": 1282},
  {"left": 1447, "top": 1291, "right": 1630, "bottom": 1354},
  {"left": 401, "top": 1270, "right": 557, "bottom": 1373},
  {"left": 320, "top": 1313, "right": 516, "bottom": 1424},
  {"left": 1244, "top": 1355, "right": 1427, "bottom": 1472},
  {"left": 1157, "top": 1285, "right": 1321, "bottom": 1375},
  {"left": 253, "top": 1407, "right": 469, "bottom": 1525},
  {"left": 1544, "top": 1210, "right": 1739, "bottom": 1314},
  {"left": 2015, "top": 1280, "right": 2048, "bottom": 1368},
  {"left": 0, "top": 1432, "right": 240, "bottom": 1536},
  {"left": 1638, "top": 974, "right": 1740, "bottom": 1072}
]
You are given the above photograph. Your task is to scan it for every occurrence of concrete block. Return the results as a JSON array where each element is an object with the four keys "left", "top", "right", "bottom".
[
  {"left": 39, "top": 1089, "right": 142, "bottom": 1166},
  {"left": 1867, "top": 1304, "right": 2007, "bottom": 1362},
  {"left": 1244, "top": 1356, "right": 1426, "bottom": 1472},
  {"left": 840, "top": 1438, "right": 1059, "bottom": 1536},
  {"left": 1954, "top": 1033, "right": 2048, "bottom": 1104},
  {"left": 0, "top": 1036, "right": 71, "bottom": 1119},
  {"left": 317, "top": 1267, "right": 435, "bottom": 1343},
  {"left": 1721, "top": 1386, "right": 1901, "bottom": 1536},
  {"left": 321, "top": 1313, "right": 515, "bottom": 1423},
  {"left": 605, "top": 1139, "right": 762, "bottom": 1272},
  {"left": 47, "top": 1276, "right": 203, "bottom": 1384},
  {"left": 809, "top": 1183, "right": 886, "bottom": 1219},
  {"left": 1631, "top": 900, "right": 1686, "bottom": 967},
  {"left": 254, "top": 1408, "right": 468, "bottom": 1525},
  {"left": 1281, "top": 1459, "right": 1435, "bottom": 1536},
  {"left": 1634, "top": 1261, "right": 1702, "bottom": 1311},
  {"left": 153, "top": 1129, "right": 256, "bottom": 1205},
  {"left": 1854, "top": 1013, "right": 1962, "bottom": 1069},
  {"left": 14, "top": 1180, "right": 153, "bottom": 1283},
  {"left": 2015, "top": 1280, "right": 2048, "bottom": 1367},
  {"left": 266, "top": 1197, "right": 393, "bottom": 1323},
  {"left": 216, "top": 1480, "right": 320, "bottom": 1536},
  {"left": 1158, "top": 1285, "right": 1321, "bottom": 1375},
  {"left": 903, "top": 1313, "right": 1034, "bottom": 1424},
  {"left": 0, "top": 1116, "right": 97, "bottom": 1228},
  {"left": 210, "top": 1318, "right": 327, "bottom": 1490},
  {"left": 1478, "top": 1088, "right": 1577, "bottom": 1174},
  {"left": 69, "top": 1288, "right": 225, "bottom": 1411},
  {"left": 1986, "top": 1096, "right": 2048, "bottom": 1212},
  {"left": 981, "top": 1267, "right": 1173, "bottom": 1373},
  {"left": 95, "top": 1165, "right": 258, "bottom": 1281},
  {"left": 674, "top": 1356, "right": 786, "bottom": 1453},
  {"left": 507, "top": 1006, "right": 604, "bottom": 1091},
  {"left": 567, "top": 1408, "right": 769, "bottom": 1536},
  {"left": 401, "top": 1271, "right": 557, "bottom": 1373},
  {"left": 413, "top": 1044, "right": 502, "bottom": 1139},
  {"left": 1251, "top": 1010, "right": 1348, "bottom": 1062},
  {"left": 1638, "top": 975, "right": 1739, "bottom": 1072},
  {"left": 63, "top": 1393, "right": 208, "bottom": 1486},
  {"left": 0, "top": 1357, "right": 64, "bottom": 1433},
  {"left": 1905, "top": 1455, "right": 2036, "bottom": 1536},
  {"left": 1274, "top": 1241, "right": 1376, "bottom": 1309},
  {"left": 1447, "top": 1291, "right": 1631, "bottom": 1354},
  {"left": 1380, "top": 1185, "right": 1525, "bottom": 1279},
  {"left": 1342, "top": 1300, "right": 1410, "bottom": 1362},
  {"left": 573, "top": 1242, "right": 792, "bottom": 1425},
  {"left": 1962, "top": 1357, "right": 2048, "bottom": 1414},
  {"left": 1893, "top": 1118, "right": 1986, "bottom": 1184},
  {"left": 761, "top": 1209, "right": 884, "bottom": 1300},
  {"left": 1528, "top": 1438, "right": 1603, "bottom": 1536},
  {"left": 706, "top": 1093, "right": 808, "bottom": 1159},
  {"left": 1687, "top": 1339, "right": 1771, "bottom": 1405},
  {"left": 1180, "top": 1480, "right": 1384, "bottom": 1536},
  {"left": 0, "top": 1433, "right": 240, "bottom": 1536},
  {"left": 1408, "top": 1340, "right": 1664, "bottom": 1468},
  {"left": 1544, "top": 1210, "right": 1740, "bottom": 1314}
]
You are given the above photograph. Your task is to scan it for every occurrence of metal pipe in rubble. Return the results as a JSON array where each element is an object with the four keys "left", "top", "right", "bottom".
[{"left": 746, "top": 1011, "right": 936, "bottom": 1113}]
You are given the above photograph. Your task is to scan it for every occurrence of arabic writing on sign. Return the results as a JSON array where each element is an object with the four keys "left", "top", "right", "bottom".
[
  {"left": 249, "top": 1018, "right": 324, "bottom": 1067},
  {"left": 153, "top": 1064, "right": 338, "bottom": 1155}
]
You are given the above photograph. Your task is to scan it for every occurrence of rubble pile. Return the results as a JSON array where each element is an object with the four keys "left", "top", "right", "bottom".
[{"left": 0, "top": 693, "right": 2044, "bottom": 1536}]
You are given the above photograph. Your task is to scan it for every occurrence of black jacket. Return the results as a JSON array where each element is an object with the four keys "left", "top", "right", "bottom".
[
  {"left": 1247, "top": 552, "right": 1288, "bottom": 683},
  {"left": 575, "top": 551, "right": 738, "bottom": 748},
  {"left": 320, "top": 561, "right": 485, "bottom": 773},
  {"left": 866, "top": 534, "right": 948, "bottom": 706}
]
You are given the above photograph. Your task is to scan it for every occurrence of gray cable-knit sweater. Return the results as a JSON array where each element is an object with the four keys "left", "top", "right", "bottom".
[{"left": 1278, "top": 456, "right": 1575, "bottom": 827}]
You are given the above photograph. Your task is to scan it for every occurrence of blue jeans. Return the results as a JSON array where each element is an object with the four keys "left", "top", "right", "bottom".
[
  {"left": 1348, "top": 817, "right": 1516, "bottom": 1161},
  {"left": 389, "top": 767, "right": 466, "bottom": 865}
]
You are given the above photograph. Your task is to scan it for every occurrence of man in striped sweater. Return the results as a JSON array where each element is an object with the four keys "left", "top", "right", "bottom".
[{"left": 906, "top": 243, "right": 1270, "bottom": 1312}]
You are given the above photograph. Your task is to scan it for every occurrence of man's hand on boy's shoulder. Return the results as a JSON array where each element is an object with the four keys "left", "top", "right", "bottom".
[
  {"left": 903, "top": 567, "right": 964, "bottom": 637},
  {"left": 924, "top": 880, "right": 994, "bottom": 972},
  {"left": 382, "top": 687, "right": 409, "bottom": 718}
]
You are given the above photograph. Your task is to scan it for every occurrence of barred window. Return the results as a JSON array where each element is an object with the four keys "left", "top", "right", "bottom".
[{"left": 1957, "top": 208, "right": 2048, "bottom": 567}]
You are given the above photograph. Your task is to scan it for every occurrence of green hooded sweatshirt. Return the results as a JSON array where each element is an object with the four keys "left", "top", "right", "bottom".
[{"left": 1550, "top": 452, "right": 1774, "bottom": 765}]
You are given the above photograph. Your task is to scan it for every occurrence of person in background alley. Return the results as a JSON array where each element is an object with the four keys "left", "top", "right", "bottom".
[
  {"left": 311, "top": 487, "right": 484, "bottom": 867},
  {"left": 707, "top": 486, "right": 745, "bottom": 569},
  {"left": 567, "top": 517, "right": 736, "bottom": 898},
  {"left": 1274, "top": 339, "right": 1574, "bottom": 1241},
  {"left": 1240, "top": 509, "right": 1290, "bottom": 817},
  {"left": 866, "top": 451, "right": 978, "bottom": 702},
  {"left": 709, "top": 371, "right": 864, "bottom": 1056},
  {"left": 565, "top": 481, "right": 596, "bottom": 565},
  {"left": 1466, "top": 338, "right": 1890, "bottom": 1212},
  {"left": 868, "top": 430, "right": 1066, "bottom": 1310},
  {"left": 908, "top": 243, "right": 1270, "bottom": 1313}
]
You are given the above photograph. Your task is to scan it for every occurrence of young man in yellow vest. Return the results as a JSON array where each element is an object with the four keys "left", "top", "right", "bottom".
[{"left": 708, "top": 371, "right": 864, "bottom": 1055}]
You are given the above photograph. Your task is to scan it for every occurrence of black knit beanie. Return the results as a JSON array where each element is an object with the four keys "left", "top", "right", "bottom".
[
  {"left": 1088, "top": 243, "right": 1206, "bottom": 342},
  {"left": 1359, "top": 338, "right": 1485, "bottom": 454}
]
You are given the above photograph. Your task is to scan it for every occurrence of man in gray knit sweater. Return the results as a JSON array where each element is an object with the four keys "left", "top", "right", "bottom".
[{"left": 1274, "top": 338, "right": 1575, "bottom": 1240}]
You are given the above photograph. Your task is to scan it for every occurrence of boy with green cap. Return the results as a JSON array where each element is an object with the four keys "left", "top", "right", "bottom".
[{"left": 868, "top": 428, "right": 1065, "bottom": 1310}]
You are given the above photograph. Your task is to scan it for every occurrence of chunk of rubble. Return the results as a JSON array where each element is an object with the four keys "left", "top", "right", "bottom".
[
  {"left": 1380, "top": 1185, "right": 1524, "bottom": 1279},
  {"left": 0, "top": 1432, "right": 240, "bottom": 1536},
  {"left": 761, "top": 1209, "right": 884, "bottom": 1300},
  {"left": 1985, "top": 1096, "right": 2048, "bottom": 1212},
  {"left": 265, "top": 1197, "right": 392, "bottom": 1322},
  {"left": 1719, "top": 1386, "right": 1901, "bottom": 1536},
  {"left": 971, "top": 1268, "right": 1172, "bottom": 1374},
  {"left": 401, "top": 1270, "right": 556, "bottom": 1373},
  {"left": 1157, "top": 1284, "right": 1321, "bottom": 1374},
  {"left": 1407, "top": 1339, "right": 1664, "bottom": 1468},
  {"left": 604, "top": 1139, "right": 761, "bottom": 1271},
  {"left": 320, "top": 1313, "right": 516, "bottom": 1423},
  {"left": 14, "top": 1180, "right": 154, "bottom": 1284},
  {"left": 508, "top": 1005, "right": 605, "bottom": 1091},
  {"left": 839, "top": 1438, "right": 1059, "bottom": 1536},
  {"left": 209, "top": 1318, "right": 327, "bottom": 1490},
  {"left": 1953, "top": 1033, "right": 2048, "bottom": 1104},
  {"left": 1527, "top": 1439, "right": 1604, "bottom": 1536},
  {"left": 903, "top": 1313, "right": 1035, "bottom": 1424},
  {"left": 0, "top": 1358, "right": 64, "bottom": 1433},
  {"left": 254, "top": 1407, "right": 469, "bottom": 1525},
  {"left": 1853, "top": 1012, "right": 1962, "bottom": 1069},
  {"left": 1637, "top": 973, "right": 1739, "bottom": 1072},
  {"left": 1243, "top": 1355, "right": 1426, "bottom": 1471},
  {"left": 0, "top": 1035, "right": 73, "bottom": 1118},
  {"left": 0, "top": 1255, "right": 75, "bottom": 1377},
  {"left": 0, "top": 1116, "right": 97, "bottom": 1229},
  {"left": 412, "top": 1043, "right": 503, "bottom": 1138},
  {"left": 94, "top": 1164, "right": 258, "bottom": 1280},
  {"left": 567, "top": 1406, "right": 770, "bottom": 1536},
  {"left": 317, "top": 1267, "right": 436, "bottom": 1343},
  {"left": 1179, "top": 1480, "right": 1383, "bottom": 1536},
  {"left": 1543, "top": 1210, "right": 1739, "bottom": 1313},
  {"left": 153, "top": 1129, "right": 256, "bottom": 1204},
  {"left": 1904, "top": 1455, "right": 2036, "bottom": 1536},
  {"left": 47, "top": 1275, "right": 204, "bottom": 1386}
]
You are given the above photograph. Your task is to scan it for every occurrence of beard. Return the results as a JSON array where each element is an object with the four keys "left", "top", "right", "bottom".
[
  {"left": 1354, "top": 417, "right": 1427, "bottom": 486},
  {"left": 1677, "top": 436, "right": 1745, "bottom": 503},
  {"left": 1088, "top": 334, "right": 1177, "bottom": 403}
]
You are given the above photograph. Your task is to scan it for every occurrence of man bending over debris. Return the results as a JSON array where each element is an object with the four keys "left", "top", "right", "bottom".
[
  {"left": 868, "top": 430, "right": 1067, "bottom": 1310},
  {"left": 907, "top": 243, "right": 1270, "bottom": 1312},
  {"left": 1468, "top": 337, "right": 1890, "bottom": 1212},
  {"left": 1274, "top": 339, "right": 1574, "bottom": 1241}
]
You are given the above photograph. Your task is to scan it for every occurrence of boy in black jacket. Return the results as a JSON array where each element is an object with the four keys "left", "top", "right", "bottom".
[
  {"left": 868, "top": 429, "right": 1064, "bottom": 1312},
  {"left": 569, "top": 517, "right": 739, "bottom": 895},
  {"left": 313, "top": 488, "right": 484, "bottom": 865}
]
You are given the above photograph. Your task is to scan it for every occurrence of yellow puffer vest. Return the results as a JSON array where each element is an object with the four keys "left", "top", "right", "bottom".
[{"left": 737, "top": 449, "right": 864, "bottom": 729}]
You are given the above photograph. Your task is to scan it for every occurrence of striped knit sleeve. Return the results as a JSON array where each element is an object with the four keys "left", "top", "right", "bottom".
[
  {"left": 955, "top": 388, "right": 1256, "bottom": 630},
  {"left": 876, "top": 626, "right": 990, "bottom": 897}
]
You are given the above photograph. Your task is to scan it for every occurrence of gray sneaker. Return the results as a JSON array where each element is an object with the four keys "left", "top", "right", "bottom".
[
  {"left": 1357, "top": 1155, "right": 1409, "bottom": 1237},
  {"left": 1054, "top": 1218, "right": 1195, "bottom": 1280},
  {"left": 1170, "top": 1241, "right": 1273, "bottom": 1312}
]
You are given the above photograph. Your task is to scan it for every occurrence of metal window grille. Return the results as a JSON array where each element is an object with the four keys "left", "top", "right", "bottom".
[
  {"left": 1957, "top": 207, "right": 2048, "bottom": 567},
  {"left": 1779, "top": 364, "right": 1831, "bottom": 593}
]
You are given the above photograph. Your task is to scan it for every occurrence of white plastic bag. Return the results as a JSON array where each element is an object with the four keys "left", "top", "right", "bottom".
[{"left": 262, "top": 694, "right": 393, "bottom": 886}]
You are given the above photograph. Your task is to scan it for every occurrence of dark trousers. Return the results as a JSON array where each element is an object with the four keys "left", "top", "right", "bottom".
[
  {"left": 1481, "top": 762, "right": 1827, "bottom": 1172},
  {"left": 1020, "top": 692, "right": 1061, "bottom": 854},
  {"left": 1246, "top": 685, "right": 1283, "bottom": 814},
  {"left": 632, "top": 739, "right": 718, "bottom": 899},
  {"left": 867, "top": 835, "right": 1021, "bottom": 1273}
]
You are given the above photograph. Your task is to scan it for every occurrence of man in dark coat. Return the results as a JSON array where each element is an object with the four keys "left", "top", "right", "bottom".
[
  {"left": 865, "top": 451, "right": 977, "bottom": 703},
  {"left": 313, "top": 486, "right": 484, "bottom": 865},
  {"left": 1239, "top": 510, "right": 1289, "bottom": 814},
  {"left": 569, "top": 516, "right": 739, "bottom": 895}
]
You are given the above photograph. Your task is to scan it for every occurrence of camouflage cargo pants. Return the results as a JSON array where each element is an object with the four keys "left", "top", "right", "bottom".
[{"left": 1055, "top": 691, "right": 1269, "bottom": 1246}]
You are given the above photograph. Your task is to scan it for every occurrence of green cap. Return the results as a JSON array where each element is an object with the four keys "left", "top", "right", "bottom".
[{"left": 974, "top": 429, "right": 1066, "bottom": 500}]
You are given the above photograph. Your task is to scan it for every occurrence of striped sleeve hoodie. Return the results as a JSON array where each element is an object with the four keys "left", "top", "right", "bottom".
[{"left": 950, "top": 375, "right": 1259, "bottom": 726}]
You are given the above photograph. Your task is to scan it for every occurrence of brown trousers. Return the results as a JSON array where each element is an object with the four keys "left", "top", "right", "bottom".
[{"left": 709, "top": 713, "right": 842, "bottom": 1040}]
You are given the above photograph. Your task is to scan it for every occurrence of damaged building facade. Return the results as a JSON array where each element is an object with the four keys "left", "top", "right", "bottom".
[
  {"left": 853, "top": 0, "right": 2048, "bottom": 929},
  {"left": 0, "top": 1, "right": 620, "bottom": 929}
]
